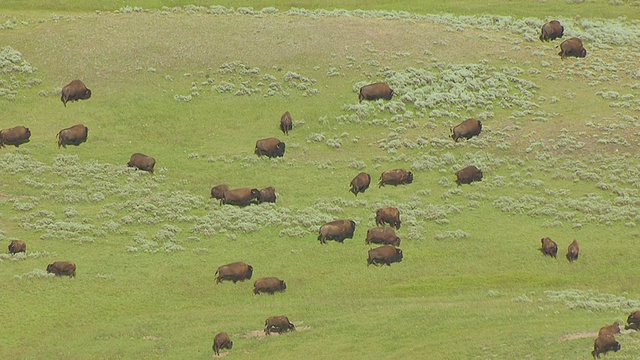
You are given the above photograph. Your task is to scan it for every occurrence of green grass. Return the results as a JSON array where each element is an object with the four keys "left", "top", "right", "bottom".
[{"left": 1, "top": 3, "right": 640, "bottom": 360}]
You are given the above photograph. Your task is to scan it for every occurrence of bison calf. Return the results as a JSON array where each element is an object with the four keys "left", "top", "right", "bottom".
[
  {"left": 127, "top": 153, "right": 155, "bottom": 173},
  {"left": 61, "top": 79, "right": 91, "bottom": 107},
  {"left": 598, "top": 322, "right": 621, "bottom": 338},
  {"left": 451, "top": 118, "right": 482, "bottom": 142},
  {"left": 221, "top": 187, "right": 261, "bottom": 206},
  {"left": 280, "top": 111, "right": 293, "bottom": 135},
  {"left": 375, "top": 207, "right": 401, "bottom": 229},
  {"left": 215, "top": 261, "right": 253, "bottom": 284},
  {"left": 255, "top": 137, "right": 285, "bottom": 158},
  {"left": 8, "top": 240, "right": 26, "bottom": 254},
  {"left": 378, "top": 169, "right": 413, "bottom": 187},
  {"left": 258, "top": 186, "right": 276, "bottom": 204},
  {"left": 540, "top": 237, "right": 558, "bottom": 258},
  {"left": 349, "top": 172, "right": 371, "bottom": 196},
  {"left": 625, "top": 311, "right": 640, "bottom": 330},
  {"left": 456, "top": 165, "right": 483, "bottom": 186},
  {"left": 57, "top": 124, "right": 88, "bottom": 148},
  {"left": 365, "top": 227, "right": 401, "bottom": 247},
  {"left": 592, "top": 334, "right": 620, "bottom": 359},
  {"left": 212, "top": 332, "right": 233, "bottom": 356},
  {"left": 558, "top": 37, "right": 587, "bottom": 59},
  {"left": 254, "top": 277, "right": 286, "bottom": 295},
  {"left": 566, "top": 239, "right": 579, "bottom": 263},
  {"left": 318, "top": 219, "right": 356, "bottom": 245},
  {"left": 367, "top": 245, "right": 403, "bottom": 266},
  {"left": 359, "top": 82, "right": 394, "bottom": 103},
  {"left": 264, "top": 316, "right": 295, "bottom": 335},
  {"left": 210, "top": 184, "right": 229, "bottom": 200},
  {"left": 539, "top": 20, "right": 564, "bottom": 42},
  {"left": 46, "top": 261, "right": 76, "bottom": 277},
  {"left": 0, "top": 126, "right": 31, "bottom": 148}
]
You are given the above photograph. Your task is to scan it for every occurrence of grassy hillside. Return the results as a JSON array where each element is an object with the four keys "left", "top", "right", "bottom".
[{"left": 1, "top": 3, "right": 639, "bottom": 360}]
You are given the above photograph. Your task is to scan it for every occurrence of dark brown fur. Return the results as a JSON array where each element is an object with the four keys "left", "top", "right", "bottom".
[
  {"left": 280, "top": 111, "right": 292, "bottom": 135},
  {"left": 365, "top": 227, "right": 401, "bottom": 247},
  {"left": 451, "top": 118, "right": 482, "bottom": 142},
  {"left": 212, "top": 332, "right": 233, "bottom": 356},
  {"left": 61, "top": 80, "right": 91, "bottom": 107},
  {"left": 541, "top": 237, "right": 558, "bottom": 258},
  {"left": 359, "top": 82, "right": 394, "bottom": 102},
  {"left": 378, "top": 169, "right": 413, "bottom": 187},
  {"left": 253, "top": 277, "right": 287, "bottom": 295},
  {"left": 215, "top": 261, "right": 253, "bottom": 284},
  {"left": 127, "top": 153, "right": 155, "bottom": 173},
  {"left": 221, "top": 187, "right": 261, "bottom": 206},
  {"left": 559, "top": 37, "right": 587, "bottom": 59},
  {"left": 258, "top": 186, "right": 276, "bottom": 204},
  {"left": 46, "top": 261, "right": 76, "bottom": 277},
  {"left": 8, "top": 240, "right": 26, "bottom": 254},
  {"left": 540, "top": 20, "right": 564, "bottom": 42},
  {"left": 456, "top": 165, "right": 483, "bottom": 185},
  {"left": 566, "top": 239, "right": 579, "bottom": 263},
  {"left": 0, "top": 126, "right": 31, "bottom": 148},
  {"left": 626, "top": 311, "right": 640, "bottom": 330},
  {"left": 592, "top": 334, "right": 620, "bottom": 359},
  {"left": 57, "top": 124, "right": 88, "bottom": 148},
  {"left": 349, "top": 172, "right": 371, "bottom": 196},
  {"left": 255, "top": 137, "right": 285, "bottom": 158},
  {"left": 318, "top": 219, "right": 356, "bottom": 245},
  {"left": 264, "top": 316, "right": 295, "bottom": 335},
  {"left": 367, "top": 245, "right": 403, "bottom": 266},
  {"left": 210, "top": 184, "right": 229, "bottom": 200},
  {"left": 375, "top": 207, "right": 401, "bottom": 229}
]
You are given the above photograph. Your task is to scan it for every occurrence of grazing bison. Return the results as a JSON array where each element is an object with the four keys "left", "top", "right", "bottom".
[
  {"left": 375, "top": 207, "right": 401, "bottom": 229},
  {"left": 221, "top": 187, "right": 261, "bottom": 206},
  {"left": 318, "top": 219, "right": 356, "bottom": 245},
  {"left": 255, "top": 137, "right": 285, "bottom": 158},
  {"left": 258, "top": 186, "right": 276, "bottom": 204},
  {"left": 8, "top": 240, "right": 26, "bottom": 254},
  {"left": 566, "top": 239, "right": 580, "bottom": 263},
  {"left": 368, "top": 245, "right": 403, "bottom": 266},
  {"left": 540, "top": 237, "right": 558, "bottom": 258},
  {"left": 451, "top": 118, "right": 482, "bottom": 142},
  {"left": 280, "top": 111, "right": 293, "bottom": 135},
  {"left": 558, "top": 37, "right": 587, "bottom": 59},
  {"left": 456, "top": 165, "right": 483, "bottom": 186},
  {"left": 359, "top": 82, "right": 394, "bottom": 103},
  {"left": 212, "top": 332, "right": 233, "bottom": 356},
  {"left": 253, "top": 277, "right": 287, "bottom": 295},
  {"left": 625, "top": 311, "right": 640, "bottom": 330},
  {"left": 598, "top": 322, "right": 621, "bottom": 337},
  {"left": 0, "top": 126, "right": 31, "bottom": 148},
  {"left": 61, "top": 79, "right": 91, "bottom": 107},
  {"left": 264, "top": 316, "right": 295, "bottom": 335},
  {"left": 215, "top": 261, "right": 253, "bottom": 284},
  {"left": 57, "top": 124, "right": 88, "bottom": 148},
  {"left": 46, "top": 261, "right": 76, "bottom": 277},
  {"left": 127, "top": 153, "right": 155, "bottom": 173},
  {"left": 378, "top": 169, "right": 413, "bottom": 187},
  {"left": 592, "top": 334, "right": 620, "bottom": 359},
  {"left": 210, "top": 184, "right": 229, "bottom": 200},
  {"left": 349, "top": 172, "right": 371, "bottom": 196},
  {"left": 539, "top": 20, "right": 564, "bottom": 42},
  {"left": 365, "top": 227, "right": 401, "bottom": 247}
]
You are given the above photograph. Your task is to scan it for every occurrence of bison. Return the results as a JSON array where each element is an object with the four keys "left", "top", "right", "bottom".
[
  {"left": 368, "top": 245, "right": 403, "bottom": 266},
  {"left": 558, "top": 37, "right": 587, "bottom": 59},
  {"left": 0, "top": 126, "right": 31, "bottom": 148},
  {"left": 625, "top": 311, "right": 640, "bottom": 330},
  {"left": 57, "top": 124, "right": 88, "bottom": 148},
  {"left": 378, "top": 169, "right": 413, "bottom": 187},
  {"left": 540, "top": 237, "right": 558, "bottom": 258},
  {"left": 215, "top": 261, "right": 253, "bottom": 284},
  {"left": 375, "top": 207, "right": 401, "bottom": 229},
  {"left": 280, "top": 111, "right": 292, "bottom": 135},
  {"left": 212, "top": 332, "right": 233, "bottom": 356},
  {"left": 258, "top": 186, "right": 276, "bottom": 204},
  {"left": 264, "top": 316, "right": 295, "bottom": 335},
  {"left": 127, "top": 153, "right": 155, "bottom": 173},
  {"left": 359, "top": 82, "right": 394, "bottom": 103},
  {"left": 365, "top": 227, "right": 401, "bottom": 247},
  {"left": 8, "top": 240, "right": 26, "bottom": 254},
  {"left": 210, "top": 184, "right": 229, "bottom": 200},
  {"left": 451, "top": 118, "right": 482, "bottom": 142},
  {"left": 318, "top": 219, "right": 356, "bottom": 245},
  {"left": 255, "top": 137, "right": 285, "bottom": 158},
  {"left": 566, "top": 239, "right": 580, "bottom": 263},
  {"left": 598, "top": 322, "right": 621, "bottom": 337},
  {"left": 61, "top": 79, "right": 91, "bottom": 107},
  {"left": 592, "top": 334, "right": 620, "bottom": 359},
  {"left": 253, "top": 277, "right": 287, "bottom": 295},
  {"left": 456, "top": 165, "right": 483, "bottom": 186},
  {"left": 221, "top": 187, "right": 261, "bottom": 206},
  {"left": 46, "top": 261, "right": 76, "bottom": 277},
  {"left": 539, "top": 20, "right": 564, "bottom": 42},
  {"left": 349, "top": 172, "right": 371, "bottom": 196}
]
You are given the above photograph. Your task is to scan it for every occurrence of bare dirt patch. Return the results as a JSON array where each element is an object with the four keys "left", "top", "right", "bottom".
[
  {"left": 558, "top": 332, "right": 596, "bottom": 342},
  {"left": 241, "top": 322, "right": 311, "bottom": 339}
]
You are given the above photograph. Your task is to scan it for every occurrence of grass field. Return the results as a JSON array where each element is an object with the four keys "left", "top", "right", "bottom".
[{"left": 1, "top": 2, "right": 639, "bottom": 359}]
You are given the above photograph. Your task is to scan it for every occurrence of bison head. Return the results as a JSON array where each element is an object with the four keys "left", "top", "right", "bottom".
[
  {"left": 46, "top": 264, "right": 54, "bottom": 273},
  {"left": 280, "top": 281, "right": 287, "bottom": 290},
  {"left": 83, "top": 88, "right": 92, "bottom": 100},
  {"left": 579, "top": 48, "right": 587, "bottom": 57},
  {"left": 276, "top": 142, "right": 286, "bottom": 157},
  {"left": 396, "top": 249, "right": 403, "bottom": 260},
  {"left": 406, "top": 172, "right": 414, "bottom": 184},
  {"left": 250, "top": 188, "right": 261, "bottom": 200},
  {"left": 247, "top": 265, "right": 254, "bottom": 279}
]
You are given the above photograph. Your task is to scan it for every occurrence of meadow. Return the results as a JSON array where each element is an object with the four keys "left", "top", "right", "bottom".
[{"left": 0, "top": 1, "right": 639, "bottom": 359}]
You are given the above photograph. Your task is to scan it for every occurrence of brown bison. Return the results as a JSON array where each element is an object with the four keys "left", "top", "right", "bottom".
[
  {"left": 375, "top": 207, "right": 401, "bottom": 229},
  {"left": 127, "top": 153, "right": 155, "bottom": 173},
  {"left": 253, "top": 277, "right": 287, "bottom": 295},
  {"left": 258, "top": 186, "right": 276, "bottom": 204},
  {"left": 349, "top": 172, "right": 371, "bottom": 196},
  {"left": 456, "top": 165, "right": 483, "bottom": 186},
  {"left": 212, "top": 332, "right": 233, "bottom": 356},
  {"left": 625, "top": 311, "right": 640, "bottom": 330},
  {"left": 215, "top": 261, "right": 253, "bottom": 284},
  {"left": 566, "top": 239, "right": 579, "bottom": 263},
  {"left": 61, "top": 79, "right": 91, "bottom": 107},
  {"left": 598, "top": 322, "right": 621, "bottom": 337},
  {"left": 210, "top": 184, "right": 229, "bottom": 200},
  {"left": 318, "top": 219, "right": 356, "bottom": 245},
  {"left": 558, "top": 37, "right": 587, "bottom": 59},
  {"left": 451, "top": 118, "right": 482, "bottom": 142},
  {"left": 592, "top": 334, "right": 620, "bottom": 359},
  {"left": 255, "top": 137, "right": 285, "bottom": 158},
  {"left": 378, "top": 169, "right": 413, "bottom": 187},
  {"left": 359, "top": 82, "right": 394, "bottom": 103},
  {"left": 221, "top": 187, "right": 261, "bottom": 206},
  {"left": 365, "top": 227, "right": 401, "bottom": 247},
  {"left": 368, "top": 245, "right": 403, "bottom": 266},
  {"left": 57, "top": 124, "right": 88, "bottom": 148},
  {"left": 46, "top": 261, "right": 76, "bottom": 277},
  {"left": 264, "top": 316, "right": 295, "bottom": 335},
  {"left": 280, "top": 111, "right": 292, "bottom": 135},
  {"left": 0, "top": 126, "right": 31, "bottom": 148},
  {"left": 8, "top": 240, "right": 26, "bottom": 254},
  {"left": 539, "top": 20, "right": 564, "bottom": 42},
  {"left": 540, "top": 237, "right": 558, "bottom": 258}
]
